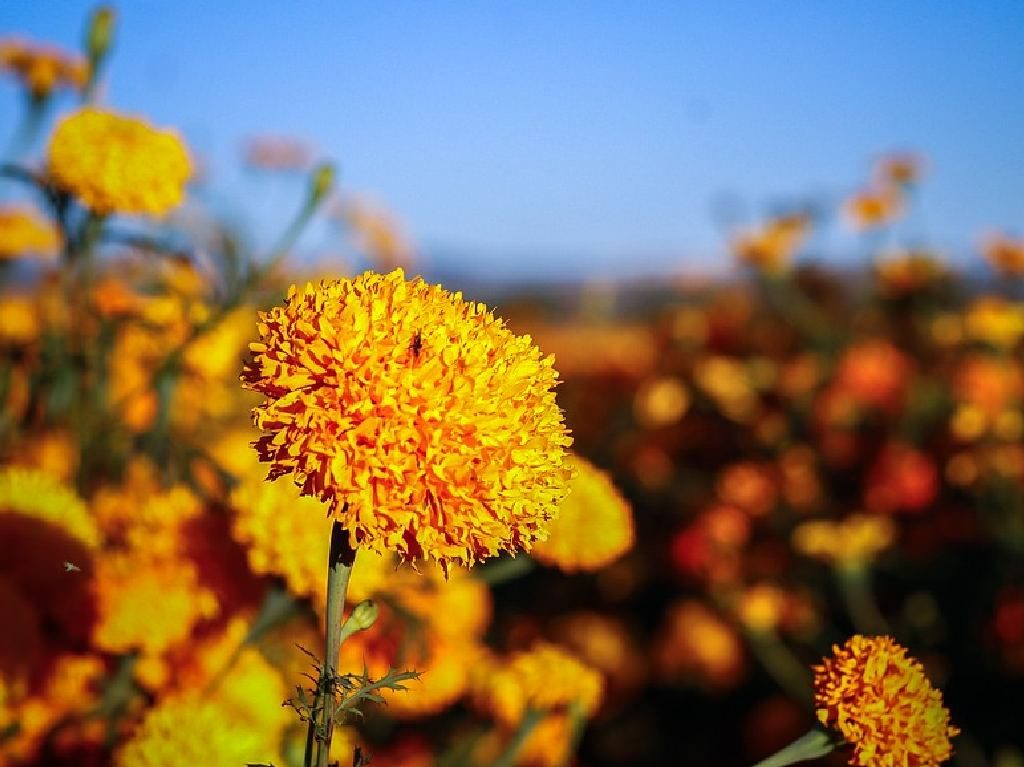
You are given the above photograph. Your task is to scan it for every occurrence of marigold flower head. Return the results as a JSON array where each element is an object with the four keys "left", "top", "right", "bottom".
[
  {"left": 814, "top": 635, "right": 959, "bottom": 767},
  {"left": 114, "top": 697, "right": 276, "bottom": 767},
  {"left": 793, "top": 514, "right": 895, "bottom": 569},
  {"left": 0, "top": 37, "right": 88, "bottom": 100},
  {"left": 732, "top": 214, "right": 810, "bottom": 273},
  {"left": 0, "top": 205, "right": 60, "bottom": 260},
  {"left": 48, "top": 107, "right": 192, "bottom": 216},
  {"left": 982, "top": 232, "right": 1024, "bottom": 277},
  {"left": 844, "top": 187, "right": 904, "bottom": 230},
  {"left": 242, "top": 268, "right": 573, "bottom": 569},
  {"left": 834, "top": 340, "right": 911, "bottom": 412},
  {"left": 964, "top": 297, "right": 1024, "bottom": 349},
  {"left": 472, "top": 642, "right": 603, "bottom": 727},
  {"left": 0, "top": 467, "right": 97, "bottom": 548},
  {"left": 532, "top": 455, "right": 633, "bottom": 573}
]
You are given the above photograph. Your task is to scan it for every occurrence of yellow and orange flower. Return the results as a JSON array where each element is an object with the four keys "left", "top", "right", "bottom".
[
  {"left": 792, "top": 514, "right": 895, "bottom": 569},
  {"left": 0, "top": 206, "right": 60, "bottom": 260},
  {"left": 732, "top": 214, "right": 810, "bottom": 273},
  {"left": 532, "top": 455, "right": 634, "bottom": 573},
  {"left": 48, "top": 107, "right": 192, "bottom": 216},
  {"left": 982, "top": 232, "right": 1024, "bottom": 277},
  {"left": 242, "top": 268, "right": 574, "bottom": 569},
  {"left": 0, "top": 37, "right": 88, "bottom": 100},
  {"left": 654, "top": 600, "right": 744, "bottom": 690},
  {"left": 814, "top": 635, "right": 959, "bottom": 767}
]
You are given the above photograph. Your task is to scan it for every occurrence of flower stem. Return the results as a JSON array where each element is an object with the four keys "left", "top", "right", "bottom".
[
  {"left": 750, "top": 728, "right": 836, "bottom": 767},
  {"left": 492, "top": 708, "right": 545, "bottom": 767},
  {"left": 308, "top": 520, "right": 356, "bottom": 767},
  {"left": 836, "top": 566, "right": 890, "bottom": 636}
]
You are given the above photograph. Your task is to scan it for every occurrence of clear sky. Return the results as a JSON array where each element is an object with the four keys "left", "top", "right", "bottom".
[{"left": 3, "top": 1, "right": 1023, "bottom": 280}]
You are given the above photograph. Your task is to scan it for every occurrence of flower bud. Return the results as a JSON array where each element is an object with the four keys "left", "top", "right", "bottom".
[{"left": 342, "top": 599, "right": 378, "bottom": 637}]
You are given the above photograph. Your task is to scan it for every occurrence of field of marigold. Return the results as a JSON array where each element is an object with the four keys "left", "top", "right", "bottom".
[{"left": 0, "top": 7, "right": 1020, "bottom": 767}]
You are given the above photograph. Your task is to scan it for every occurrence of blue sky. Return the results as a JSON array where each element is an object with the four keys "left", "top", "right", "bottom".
[{"left": 3, "top": 1, "right": 1023, "bottom": 279}]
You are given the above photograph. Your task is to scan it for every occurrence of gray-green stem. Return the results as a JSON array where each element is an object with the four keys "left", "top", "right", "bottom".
[
  {"left": 308, "top": 520, "right": 356, "bottom": 767},
  {"left": 492, "top": 708, "right": 545, "bottom": 767},
  {"left": 750, "top": 728, "right": 837, "bottom": 767}
]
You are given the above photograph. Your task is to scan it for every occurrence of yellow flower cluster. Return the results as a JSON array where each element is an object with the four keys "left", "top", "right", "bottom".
[
  {"left": 532, "top": 454, "right": 634, "bottom": 573},
  {"left": 114, "top": 697, "right": 276, "bottom": 767},
  {"left": 814, "top": 635, "right": 959, "bottom": 767},
  {"left": 242, "top": 268, "right": 574, "bottom": 568},
  {"left": 0, "top": 206, "right": 60, "bottom": 260},
  {"left": 0, "top": 37, "right": 88, "bottom": 100},
  {"left": 474, "top": 642, "right": 603, "bottom": 727},
  {"left": 792, "top": 514, "right": 895, "bottom": 569},
  {"left": 48, "top": 108, "right": 192, "bottom": 216}
]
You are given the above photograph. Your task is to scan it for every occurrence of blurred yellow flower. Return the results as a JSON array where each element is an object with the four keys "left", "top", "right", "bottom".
[
  {"left": 814, "top": 635, "right": 959, "bottom": 767},
  {"left": 982, "top": 232, "right": 1024, "bottom": 277},
  {"left": 0, "top": 206, "right": 60, "bottom": 260},
  {"left": 0, "top": 467, "right": 97, "bottom": 548},
  {"left": 792, "top": 514, "right": 895, "bottom": 569},
  {"left": 0, "top": 37, "right": 88, "bottom": 100},
  {"left": 48, "top": 107, "right": 192, "bottom": 216},
  {"left": 634, "top": 376, "right": 690, "bottom": 427},
  {"left": 473, "top": 642, "right": 603, "bottom": 726},
  {"left": 733, "top": 214, "right": 810, "bottom": 273},
  {"left": 875, "top": 152, "right": 925, "bottom": 189},
  {"left": 736, "top": 583, "right": 788, "bottom": 634},
  {"left": 653, "top": 600, "right": 744, "bottom": 689},
  {"left": 874, "top": 250, "right": 944, "bottom": 296},
  {"left": 532, "top": 454, "right": 634, "bottom": 573},
  {"left": 242, "top": 268, "right": 573, "bottom": 569},
  {"left": 965, "top": 297, "right": 1024, "bottom": 349},
  {"left": 844, "top": 187, "right": 903, "bottom": 230},
  {"left": 0, "top": 294, "right": 39, "bottom": 345},
  {"left": 114, "top": 697, "right": 276, "bottom": 767}
]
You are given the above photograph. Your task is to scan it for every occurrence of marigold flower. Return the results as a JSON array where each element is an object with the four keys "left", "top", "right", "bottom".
[
  {"left": 732, "top": 214, "right": 810, "bottom": 273},
  {"left": 875, "top": 152, "right": 925, "bottom": 189},
  {"left": 114, "top": 697, "right": 276, "bottom": 767},
  {"left": 242, "top": 268, "right": 573, "bottom": 568},
  {"left": 633, "top": 376, "right": 690, "bottom": 427},
  {"left": 834, "top": 340, "right": 910, "bottom": 412},
  {"left": 0, "top": 37, "right": 88, "bottom": 100},
  {"left": 814, "top": 635, "right": 959, "bottom": 767},
  {"left": 472, "top": 642, "right": 603, "bottom": 727},
  {"left": 0, "top": 467, "right": 97, "bottom": 548},
  {"left": 982, "top": 232, "right": 1024, "bottom": 277},
  {"left": 964, "top": 297, "right": 1024, "bottom": 349},
  {"left": 532, "top": 455, "right": 634, "bottom": 573},
  {"left": 0, "top": 206, "right": 60, "bottom": 260},
  {"left": 792, "top": 514, "right": 895, "bottom": 569},
  {"left": 844, "top": 188, "right": 903, "bottom": 230},
  {"left": 48, "top": 107, "right": 192, "bottom": 216},
  {"left": 864, "top": 443, "right": 937, "bottom": 515}
]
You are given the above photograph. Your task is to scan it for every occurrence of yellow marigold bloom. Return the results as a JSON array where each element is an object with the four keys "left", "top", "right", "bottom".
[
  {"left": 48, "top": 107, "right": 192, "bottom": 216},
  {"left": 654, "top": 600, "right": 744, "bottom": 690},
  {"left": 814, "top": 635, "right": 959, "bottom": 767},
  {"left": 982, "top": 232, "right": 1024, "bottom": 277},
  {"left": 634, "top": 376, "right": 690, "bottom": 427},
  {"left": 230, "top": 470, "right": 333, "bottom": 603},
  {"left": 242, "top": 268, "right": 573, "bottom": 568},
  {"left": 732, "top": 213, "right": 810, "bottom": 273},
  {"left": 532, "top": 455, "right": 634, "bottom": 573},
  {"left": 0, "top": 37, "right": 88, "bottom": 100},
  {"left": 0, "top": 206, "right": 60, "bottom": 260},
  {"left": 114, "top": 697, "right": 275, "bottom": 767},
  {"left": 472, "top": 642, "right": 603, "bottom": 727},
  {"left": 965, "top": 297, "right": 1024, "bottom": 349},
  {"left": 875, "top": 152, "right": 925, "bottom": 189},
  {"left": 0, "top": 467, "right": 97, "bottom": 548},
  {"left": 793, "top": 514, "right": 895, "bottom": 570},
  {"left": 874, "top": 250, "right": 944, "bottom": 296},
  {"left": 0, "top": 294, "right": 39, "bottom": 345},
  {"left": 736, "top": 583, "right": 788, "bottom": 633},
  {"left": 845, "top": 188, "right": 903, "bottom": 230}
]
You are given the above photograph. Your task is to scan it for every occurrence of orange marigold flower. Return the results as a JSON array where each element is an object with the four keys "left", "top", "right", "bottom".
[
  {"left": 844, "top": 187, "right": 903, "bottom": 230},
  {"left": 814, "top": 635, "right": 959, "bottom": 767},
  {"left": 653, "top": 600, "right": 744, "bottom": 690},
  {"left": 532, "top": 455, "right": 634, "bottom": 573},
  {"left": 732, "top": 214, "right": 810, "bottom": 274},
  {"left": 0, "top": 205, "right": 60, "bottom": 260},
  {"left": 48, "top": 107, "right": 192, "bottom": 216},
  {"left": 242, "top": 268, "right": 574, "bottom": 569},
  {"left": 0, "top": 37, "right": 88, "bottom": 100},
  {"left": 982, "top": 232, "right": 1024, "bottom": 277},
  {"left": 834, "top": 340, "right": 911, "bottom": 412},
  {"left": 875, "top": 152, "right": 925, "bottom": 189}
]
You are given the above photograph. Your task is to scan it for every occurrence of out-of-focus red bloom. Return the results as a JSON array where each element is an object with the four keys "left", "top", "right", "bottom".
[
  {"left": 670, "top": 504, "right": 750, "bottom": 584},
  {"left": 865, "top": 443, "right": 938, "bottom": 515},
  {"left": 834, "top": 340, "right": 911, "bottom": 412},
  {"left": 716, "top": 461, "right": 778, "bottom": 517}
]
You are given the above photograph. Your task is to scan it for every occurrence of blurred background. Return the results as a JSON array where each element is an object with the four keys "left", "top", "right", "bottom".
[{"left": 2, "top": 4, "right": 1024, "bottom": 767}]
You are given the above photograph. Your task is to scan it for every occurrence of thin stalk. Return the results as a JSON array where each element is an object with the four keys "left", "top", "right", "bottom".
[
  {"left": 836, "top": 566, "right": 890, "bottom": 636},
  {"left": 491, "top": 708, "right": 545, "bottom": 767},
  {"left": 307, "top": 521, "right": 356, "bottom": 767},
  {"left": 745, "top": 629, "right": 814, "bottom": 707},
  {"left": 750, "top": 728, "right": 836, "bottom": 767}
]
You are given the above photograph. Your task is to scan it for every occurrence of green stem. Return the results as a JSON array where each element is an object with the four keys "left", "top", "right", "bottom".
[
  {"left": 492, "top": 708, "right": 545, "bottom": 767},
  {"left": 836, "top": 566, "right": 890, "bottom": 636},
  {"left": 745, "top": 629, "right": 814, "bottom": 707},
  {"left": 308, "top": 521, "right": 356, "bottom": 767},
  {"left": 750, "top": 728, "right": 836, "bottom": 767},
  {"left": 474, "top": 554, "right": 535, "bottom": 586}
]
